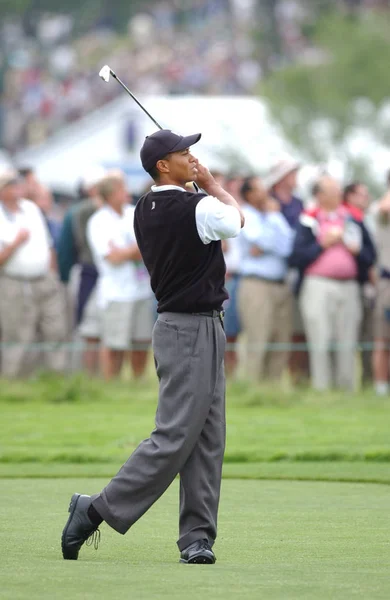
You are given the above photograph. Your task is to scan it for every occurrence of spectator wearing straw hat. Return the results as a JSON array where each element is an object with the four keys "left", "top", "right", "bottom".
[
  {"left": 0, "top": 167, "right": 67, "bottom": 377},
  {"left": 264, "top": 156, "right": 309, "bottom": 386},
  {"left": 264, "top": 156, "right": 303, "bottom": 229}
]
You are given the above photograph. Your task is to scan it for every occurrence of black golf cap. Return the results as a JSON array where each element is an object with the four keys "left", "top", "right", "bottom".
[{"left": 140, "top": 129, "right": 201, "bottom": 173}]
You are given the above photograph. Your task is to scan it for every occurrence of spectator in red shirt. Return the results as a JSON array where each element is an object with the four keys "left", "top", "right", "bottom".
[{"left": 289, "top": 175, "right": 376, "bottom": 391}]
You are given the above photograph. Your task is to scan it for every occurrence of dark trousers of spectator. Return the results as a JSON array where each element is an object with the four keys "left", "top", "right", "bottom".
[{"left": 360, "top": 295, "right": 374, "bottom": 387}]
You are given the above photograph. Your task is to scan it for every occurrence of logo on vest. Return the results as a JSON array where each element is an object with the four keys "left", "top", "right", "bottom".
[{"left": 151, "top": 201, "right": 155, "bottom": 210}]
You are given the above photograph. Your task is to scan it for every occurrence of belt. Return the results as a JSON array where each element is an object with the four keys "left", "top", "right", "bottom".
[
  {"left": 192, "top": 310, "right": 224, "bottom": 318},
  {"left": 192, "top": 309, "right": 225, "bottom": 327},
  {"left": 243, "top": 275, "right": 285, "bottom": 285},
  {"left": 0, "top": 272, "right": 46, "bottom": 282}
]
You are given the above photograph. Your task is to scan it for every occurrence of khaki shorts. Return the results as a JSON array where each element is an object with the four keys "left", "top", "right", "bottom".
[
  {"left": 79, "top": 289, "right": 101, "bottom": 340},
  {"left": 374, "top": 279, "right": 390, "bottom": 340},
  {"left": 102, "top": 298, "right": 155, "bottom": 350}
]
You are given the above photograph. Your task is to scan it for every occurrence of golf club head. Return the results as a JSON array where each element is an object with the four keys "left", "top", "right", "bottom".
[
  {"left": 99, "top": 65, "right": 111, "bottom": 83},
  {"left": 97, "top": 65, "right": 163, "bottom": 130}
]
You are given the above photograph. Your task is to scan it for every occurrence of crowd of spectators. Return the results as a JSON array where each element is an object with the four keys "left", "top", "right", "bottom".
[
  {"left": 0, "top": 0, "right": 389, "bottom": 391},
  {"left": 1, "top": 0, "right": 387, "bottom": 152},
  {"left": 1, "top": 158, "right": 390, "bottom": 395}
]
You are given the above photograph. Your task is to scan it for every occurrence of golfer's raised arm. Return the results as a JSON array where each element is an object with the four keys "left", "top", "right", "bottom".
[{"left": 195, "top": 162, "right": 245, "bottom": 228}]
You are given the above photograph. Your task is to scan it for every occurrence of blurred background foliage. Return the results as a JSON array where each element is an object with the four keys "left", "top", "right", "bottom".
[
  {"left": 262, "top": 8, "right": 390, "bottom": 188},
  {"left": 0, "top": 0, "right": 389, "bottom": 190}
]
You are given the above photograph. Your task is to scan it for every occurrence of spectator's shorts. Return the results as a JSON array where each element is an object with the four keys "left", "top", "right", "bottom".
[
  {"left": 223, "top": 274, "right": 241, "bottom": 338},
  {"left": 79, "top": 289, "right": 100, "bottom": 339},
  {"left": 374, "top": 278, "right": 390, "bottom": 340},
  {"left": 102, "top": 298, "right": 154, "bottom": 350}
]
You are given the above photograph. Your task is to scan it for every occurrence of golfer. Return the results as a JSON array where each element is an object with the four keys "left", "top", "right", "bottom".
[{"left": 61, "top": 129, "right": 244, "bottom": 564}]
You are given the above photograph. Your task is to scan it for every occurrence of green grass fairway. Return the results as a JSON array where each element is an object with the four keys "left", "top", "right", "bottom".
[
  {"left": 1, "top": 376, "right": 390, "bottom": 598},
  {"left": 1, "top": 478, "right": 389, "bottom": 600}
]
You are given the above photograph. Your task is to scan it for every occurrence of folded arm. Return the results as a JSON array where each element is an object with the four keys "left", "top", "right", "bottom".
[
  {"left": 105, "top": 243, "right": 142, "bottom": 265},
  {"left": 288, "top": 223, "right": 323, "bottom": 270},
  {"left": 243, "top": 214, "right": 294, "bottom": 258}
]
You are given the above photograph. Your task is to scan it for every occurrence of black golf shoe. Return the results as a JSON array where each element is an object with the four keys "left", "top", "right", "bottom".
[
  {"left": 61, "top": 493, "right": 100, "bottom": 560},
  {"left": 180, "top": 539, "right": 216, "bottom": 564}
]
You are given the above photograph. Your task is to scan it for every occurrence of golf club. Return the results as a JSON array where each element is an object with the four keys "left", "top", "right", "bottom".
[
  {"left": 99, "top": 65, "right": 163, "bottom": 130},
  {"left": 98, "top": 65, "right": 200, "bottom": 192}
]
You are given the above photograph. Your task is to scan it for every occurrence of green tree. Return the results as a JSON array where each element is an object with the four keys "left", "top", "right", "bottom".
[
  {"left": 0, "top": 0, "right": 29, "bottom": 17},
  {"left": 0, "top": 0, "right": 157, "bottom": 32},
  {"left": 261, "top": 9, "right": 390, "bottom": 188}
]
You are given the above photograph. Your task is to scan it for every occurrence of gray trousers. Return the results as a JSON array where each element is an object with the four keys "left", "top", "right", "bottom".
[{"left": 93, "top": 311, "right": 226, "bottom": 551}]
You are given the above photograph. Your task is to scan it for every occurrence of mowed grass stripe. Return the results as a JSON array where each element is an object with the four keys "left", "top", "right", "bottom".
[
  {"left": 1, "top": 376, "right": 389, "bottom": 465},
  {"left": 1, "top": 462, "right": 390, "bottom": 484}
]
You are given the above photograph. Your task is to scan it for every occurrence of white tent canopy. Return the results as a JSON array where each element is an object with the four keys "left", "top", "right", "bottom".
[{"left": 14, "top": 95, "right": 292, "bottom": 195}]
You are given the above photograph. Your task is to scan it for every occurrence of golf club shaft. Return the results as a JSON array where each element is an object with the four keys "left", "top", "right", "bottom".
[
  {"left": 111, "top": 71, "right": 163, "bottom": 131},
  {"left": 109, "top": 68, "right": 199, "bottom": 192}
]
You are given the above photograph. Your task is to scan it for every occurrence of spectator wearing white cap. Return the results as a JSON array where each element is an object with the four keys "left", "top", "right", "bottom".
[
  {"left": 0, "top": 168, "right": 67, "bottom": 377},
  {"left": 87, "top": 171, "right": 154, "bottom": 380},
  {"left": 57, "top": 165, "right": 106, "bottom": 374},
  {"left": 264, "top": 155, "right": 309, "bottom": 386}
]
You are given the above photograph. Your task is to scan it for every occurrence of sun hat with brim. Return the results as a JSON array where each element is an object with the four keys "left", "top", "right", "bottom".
[
  {"left": 140, "top": 129, "right": 201, "bottom": 173},
  {"left": 263, "top": 157, "right": 301, "bottom": 190},
  {"left": 0, "top": 168, "right": 19, "bottom": 191}
]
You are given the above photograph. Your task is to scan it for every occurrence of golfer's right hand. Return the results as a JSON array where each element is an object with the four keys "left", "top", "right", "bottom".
[{"left": 193, "top": 161, "right": 215, "bottom": 190}]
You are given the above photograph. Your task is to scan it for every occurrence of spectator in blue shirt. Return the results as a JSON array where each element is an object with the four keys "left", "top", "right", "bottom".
[{"left": 237, "top": 176, "right": 294, "bottom": 382}]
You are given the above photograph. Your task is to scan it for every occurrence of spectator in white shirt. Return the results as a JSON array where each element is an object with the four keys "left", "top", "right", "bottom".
[
  {"left": 0, "top": 168, "right": 67, "bottom": 377},
  {"left": 87, "top": 172, "right": 154, "bottom": 380}
]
